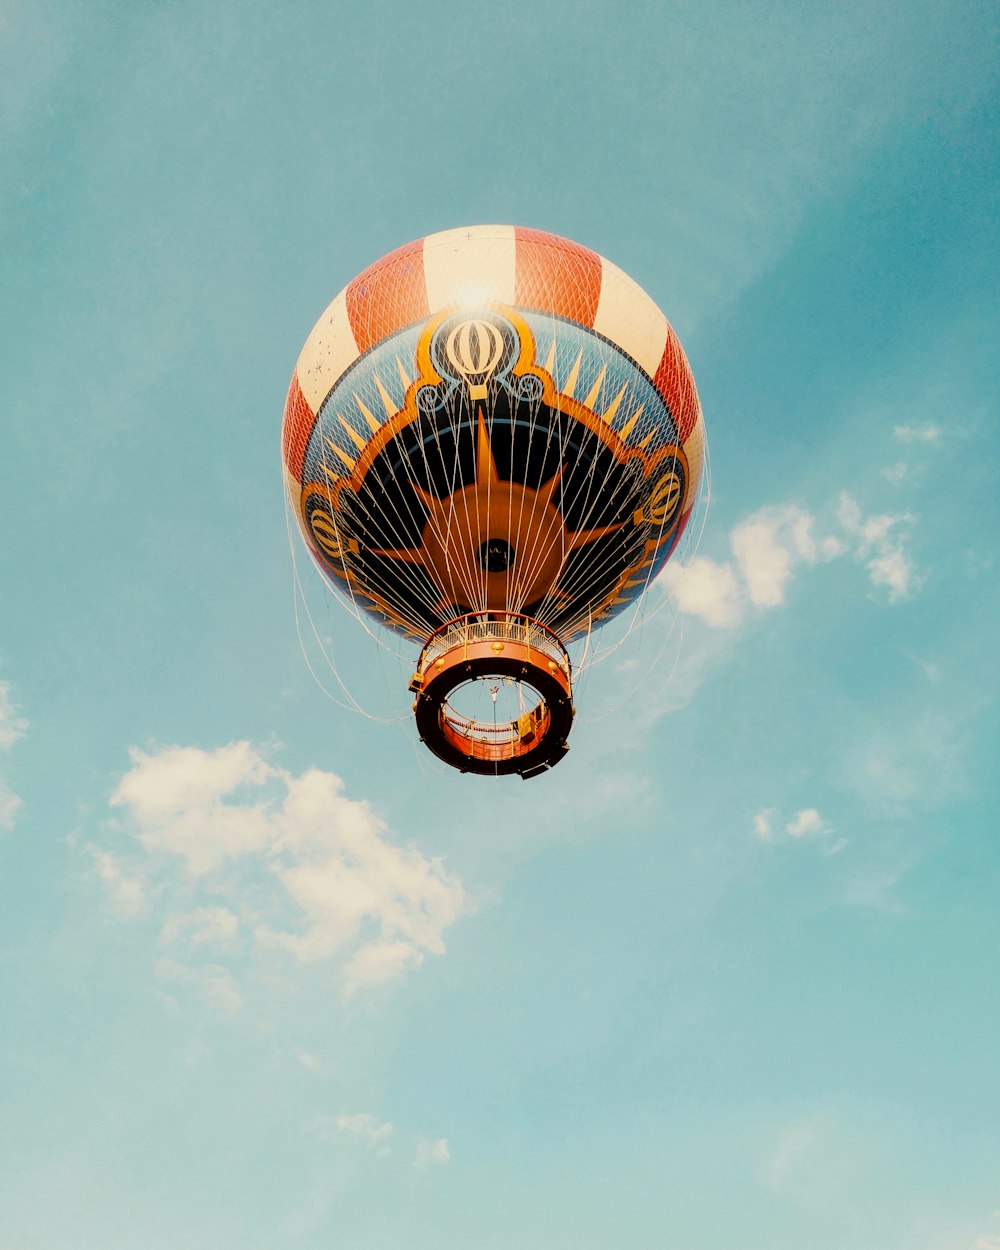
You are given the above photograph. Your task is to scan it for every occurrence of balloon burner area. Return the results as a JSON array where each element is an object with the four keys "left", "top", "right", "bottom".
[{"left": 408, "top": 613, "right": 573, "bottom": 779}]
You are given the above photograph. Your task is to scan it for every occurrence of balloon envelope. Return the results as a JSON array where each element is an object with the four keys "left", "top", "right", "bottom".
[
  {"left": 282, "top": 226, "right": 705, "bottom": 776},
  {"left": 283, "top": 225, "right": 704, "bottom": 644}
]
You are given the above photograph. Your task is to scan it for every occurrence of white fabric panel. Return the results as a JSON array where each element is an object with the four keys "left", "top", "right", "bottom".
[
  {"left": 423, "top": 225, "right": 517, "bottom": 312},
  {"left": 593, "top": 258, "right": 669, "bottom": 378},
  {"left": 296, "top": 289, "right": 361, "bottom": 412}
]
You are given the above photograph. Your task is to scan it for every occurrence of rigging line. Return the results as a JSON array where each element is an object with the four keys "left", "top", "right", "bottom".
[
  {"left": 352, "top": 396, "right": 454, "bottom": 623},
  {"left": 575, "top": 522, "right": 697, "bottom": 669},
  {"left": 513, "top": 319, "right": 557, "bottom": 620},
  {"left": 290, "top": 518, "right": 410, "bottom": 708},
  {"left": 544, "top": 529, "right": 655, "bottom": 630},
  {"left": 508, "top": 326, "right": 546, "bottom": 618},
  {"left": 580, "top": 598, "right": 687, "bottom": 725},
  {"left": 310, "top": 437, "right": 412, "bottom": 651},
  {"left": 529, "top": 414, "right": 578, "bottom": 627},
  {"left": 580, "top": 449, "right": 711, "bottom": 671},
  {"left": 417, "top": 390, "right": 483, "bottom": 612},
  {"left": 527, "top": 450, "right": 620, "bottom": 630},
  {"left": 536, "top": 414, "right": 699, "bottom": 637},
  {"left": 529, "top": 350, "right": 633, "bottom": 622},
  {"left": 598, "top": 432, "right": 712, "bottom": 648},
  {"left": 561, "top": 362, "right": 654, "bottom": 557},
  {"left": 459, "top": 395, "right": 491, "bottom": 614},
  {"left": 502, "top": 345, "right": 538, "bottom": 616},
  {"left": 520, "top": 316, "right": 558, "bottom": 614},
  {"left": 310, "top": 449, "right": 405, "bottom": 657},
  {"left": 403, "top": 386, "right": 479, "bottom": 613},
  {"left": 297, "top": 436, "right": 432, "bottom": 658},
  {"left": 355, "top": 392, "right": 488, "bottom": 627},
  {"left": 598, "top": 463, "right": 713, "bottom": 660},
  {"left": 522, "top": 356, "right": 582, "bottom": 621},
  {"left": 286, "top": 505, "right": 405, "bottom": 721},
  {"left": 357, "top": 433, "right": 465, "bottom": 624},
  {"left": 337, "top": 387, "right": 467, "bottom": 622}
]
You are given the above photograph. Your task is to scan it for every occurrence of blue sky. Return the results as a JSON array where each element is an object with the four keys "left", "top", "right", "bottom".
[{"left": 1, "top": 1, "right": 998, "bottom": 1247}]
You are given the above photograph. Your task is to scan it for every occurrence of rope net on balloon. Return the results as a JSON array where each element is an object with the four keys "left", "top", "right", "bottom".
[{"left": 282, "top": 227, "right": 708, "bottom": 759}]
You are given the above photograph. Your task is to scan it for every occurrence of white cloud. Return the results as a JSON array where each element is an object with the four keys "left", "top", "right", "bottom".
[
  {"left": 101, "top": 742, "right": 468, "bottom": 999},
  {"left": 0, "top": 783, "right": 22, "bottom": 833},
  {"left": 0, "top": 683, "right": 28, "bottom": 751},
  {"left": 660, "top": 488, "right": 915, "bottom": 635},
  {"left": 195, "top": 965, "right": 245, "bottom": 1017},
  {"left": 415, "top": 1137, "right": 451, "bottom": 1169},
  {"left": 293, "top": 1047, "right": 322, "bottom": 1071},
  {"left": 837, "top": 492, "right": 919, "bottom": 602},
  {"left": 731, "top": 505, "right": 833, "bottom": 608},
  {"left": 881, "top": 460, "right": 909, "bottom": 485},
  {"left": 88, "top": 847, "right": 146, "bottom": 917},
  {"left": 659, "top": 556, "right": 742, "bottom": 627},
  {"left": 785, "top": 808, "right": 828, "bottom": 838},
  {"left": 840, "top": 867, "right": 906, "bottom": 914},
  {"left": 759, "top": 1114, "right": 869, "bottom": 1211},
  {"left": 342, "top": 940, "right": 423, "bottom": 999},
  {"left": 155, "top": 958, "right": 244, "bottom": 1017},
  {"left": 335, "top": 1113, "right": 393, "bottom": 1148},
  {"left": 0, "top": 681, "right": 27, "bottom": 832},
  {"left": 763, "top": 1119, "right": 820, "bottom": 1190},
  {"left": 159, "top": 906, "right": 238, "bottom": 950},
  {"left": 894, "top": 422, "right": 941, "bottom": 443},
  {"left": 847, "top": 710, "right": 965, "bottom": 820},
  {"left": 111, "top": 742, "right": 274, "bottom": 875},
  {"left": 867, "top": 547, "right": 916, "bottom": 600},
  {"left": 754, "top": 806, "right": 836, "bottom": 848}
]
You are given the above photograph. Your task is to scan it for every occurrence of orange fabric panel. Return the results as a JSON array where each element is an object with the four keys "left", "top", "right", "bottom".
[
  {"left": 345, "top": 238, "right": 429, "bottom": 354},
  {"left": 514, "top": 227, "right": 602, "bottom": 327},
  {"left": 652, "top": 329, "right": 701, "bottom": 443},
  {"left": 282, "top": 374, "right": 316, "bottom": 482}
]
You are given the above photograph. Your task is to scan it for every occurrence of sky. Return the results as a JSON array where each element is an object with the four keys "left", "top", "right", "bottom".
[{"left": 1, "top": 1, "right": 998, "bottom": 1247}]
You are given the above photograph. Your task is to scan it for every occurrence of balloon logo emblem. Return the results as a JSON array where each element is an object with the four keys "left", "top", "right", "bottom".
[{"left": 445, "top": 318, "right": 506, "bottom": 399}]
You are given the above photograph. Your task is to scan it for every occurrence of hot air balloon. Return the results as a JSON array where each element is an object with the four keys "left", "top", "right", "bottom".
[{"left": 282, "top": 226, "right": 705, "bottom": 778}]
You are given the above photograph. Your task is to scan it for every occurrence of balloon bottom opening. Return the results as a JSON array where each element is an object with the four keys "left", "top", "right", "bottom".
[{"left": 409, "top": 614, "right": 574, "bottom": 778}]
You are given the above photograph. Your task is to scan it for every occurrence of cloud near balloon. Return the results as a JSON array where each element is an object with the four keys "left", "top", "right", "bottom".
[
  {"left": 89, "top": 741, "right": 469, "bottom": 1009},
  {"left": 659, "top": 492, "right": 919, "bottom": 628}
]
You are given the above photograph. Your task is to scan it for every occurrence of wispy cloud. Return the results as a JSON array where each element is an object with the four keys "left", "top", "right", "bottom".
[
  {"left": 785, "top": 808, "right": 829, "bottom": 838},
  {"left": 660, "top": 556, "right": 742, "bottom": 628},
  {"left": 840, "top": 866, "right": 907, "bottom": 915},
  {"left": 0, "top": 683, "right": 28, "bottom": 751},
  {"left": 87, "top": 846, "right": 147, "bottom": 917},
  {"left": 415, "top": 1137, "right": 451, "bottom": 1170},
  {"left": 95, "top": 742, "right": 470, "bottom": 1005},
  {"left": 759, "top": 1113, "right": 870, "bottom": 1211},
  {"left": 155, "top": 958, "right": 245, "bottom": 1018},
  {"left": 754, "top": 806, "right": 840, "bottom": 850},
  {"left": 893, "top": 422, "right": 941, "bottom": 443},
  {"left": 731, "top": 505, "right": 841, "bottom": 609},
  {"left": 159, "top": 906, "right": 238, "bottom": 951},
  {"left": 0, "top": 680, "right": 27, "bottom": 832},
  {"left": 845, "top": 709, "right": 966, "bottom": 820},
  {"left": 837, "top": 492, "right": 919, "bottom": 602},
  {"left": 293, "top": 1046, "right": 322, "bottom": 1072},
  {"left": 660, "top": 492, "right": 918, "bottom": 633},
  {"left": 334, "top": 1113, "right": 393, "bottom": 1149}
]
